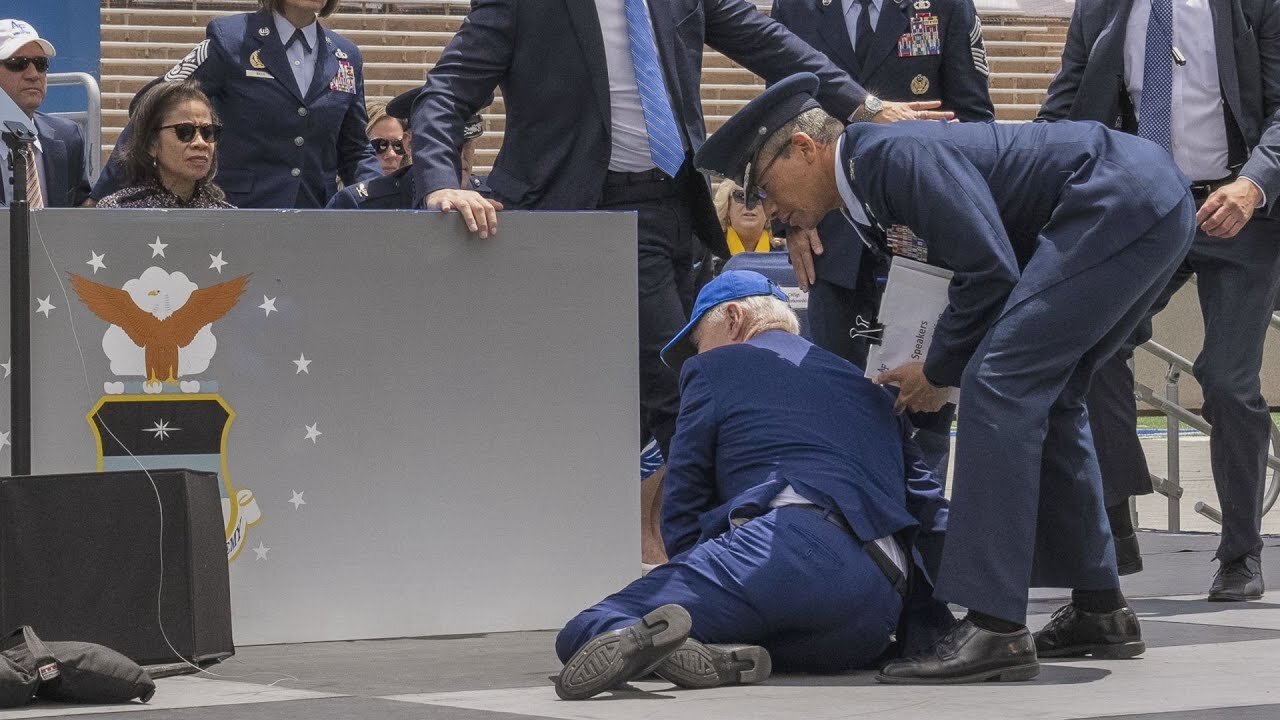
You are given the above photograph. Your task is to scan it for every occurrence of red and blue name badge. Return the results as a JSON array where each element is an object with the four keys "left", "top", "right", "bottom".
[
  {"left": 897, "top": 13, "right": 941, "bottom": 57},
  {"left": 330, "top": 59, "right": 356, "bottom": 94}
]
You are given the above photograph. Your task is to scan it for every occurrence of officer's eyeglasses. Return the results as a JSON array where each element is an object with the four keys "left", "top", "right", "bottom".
[
  {"left": 162, "top": 122, "right": 223, "bottom": 143},
  {"left": 371, "top": 138, "right": 406, "bottom": 156},
  {"left": 1, "top": 57, "right": 49, "bottom": 73}
]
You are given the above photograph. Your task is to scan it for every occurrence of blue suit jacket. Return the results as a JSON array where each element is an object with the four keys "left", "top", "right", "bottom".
[
  {"left": 1039, "top": 0, "right": 1280, "bottom": 216},
  {"left": 0, "top": 113, "right": 91, "bottom": 208},
  {"left": 326, "top": 165, "right": 417, "bottom": 209},
  {"left": 772, "top": 0, "right": 993, "bottom": 288},
  {"left": 661, "top": 330, "right": 947, "bottom": 560},
  {"left": 842, "top": 119, "right": 1190, "bottom": 387},
  {"left": 410, "top": 0, "right": 867, "bottom": 257},
  {"left": 93, "top": 11, "right": 381, "bottom": 209}
]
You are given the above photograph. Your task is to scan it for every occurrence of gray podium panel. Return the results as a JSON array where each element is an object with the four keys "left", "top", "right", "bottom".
[{"left": 1, "top": 209, "right": 639, "bottom": 645}]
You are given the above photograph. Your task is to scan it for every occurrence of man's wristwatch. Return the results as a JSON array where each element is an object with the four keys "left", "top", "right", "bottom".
[{"left": 850, "top": 95, "right": 884, "bottom": 123}]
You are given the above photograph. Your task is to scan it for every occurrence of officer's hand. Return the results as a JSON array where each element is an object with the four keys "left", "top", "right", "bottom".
[
  {"left": 1197, "top": 178, "right": 1262, "bottom": 239},
  {"left": 875, "top": 101, "right": 955, "bottom": 123},
  {"left": 424, "top": 189, "right": 504, "bottom": 239},
  {"left": 875, "top": 361, "right": 951, "bottom": 414},
  {"left": 787, "top": 226, "right": 824, "bottom": 292}
]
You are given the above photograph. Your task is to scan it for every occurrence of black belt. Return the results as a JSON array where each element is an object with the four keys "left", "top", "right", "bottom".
[
  {"left": 604, "top": 167, "right": 676, "bottom": 186},
  {"left": 791, "top": 504, "right": 909, "bottom": 598},
  {"left": 1190, "top": 173, "right": 1238, "bottom": 203}
]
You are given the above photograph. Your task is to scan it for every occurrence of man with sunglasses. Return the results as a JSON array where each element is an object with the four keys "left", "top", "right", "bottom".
[
  {"left": 697, "top": 72, "right": 1197, "bottom": 684},
  {"left": 0, "top": 19, "right": 90, "bottom": 209},
  {"left": 327, "top": 88, "right": 488, "bottom": 210}
]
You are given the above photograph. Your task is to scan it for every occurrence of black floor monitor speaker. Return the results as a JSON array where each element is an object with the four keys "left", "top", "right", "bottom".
[{"left": 0, "top": 469, "right": 234, "bottom": 665}]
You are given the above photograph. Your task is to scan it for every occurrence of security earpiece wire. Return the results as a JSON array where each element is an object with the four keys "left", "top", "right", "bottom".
[{"left": 29, "top": 214, "right": 298, "bottom": 688}]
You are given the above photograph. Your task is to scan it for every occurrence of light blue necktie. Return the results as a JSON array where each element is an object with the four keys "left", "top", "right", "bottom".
[
  {"left": 623, "top": 0, "right": 687, "bottom": 177},
  {"left": 1138, "top": 0, "right": 1173, "bottom": 151}
]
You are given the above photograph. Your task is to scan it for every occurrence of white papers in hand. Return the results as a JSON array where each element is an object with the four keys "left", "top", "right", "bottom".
[{"left": 864, "top": 255, "right": 960, "bottom": 404}]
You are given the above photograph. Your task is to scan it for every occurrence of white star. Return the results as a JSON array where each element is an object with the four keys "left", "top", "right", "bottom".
[
  {"left": 35, "top": 296, "right": 55, "bottom": 318},
  {"left": 86, "top": 251, "right": 106, "bottom": 274},
  {"left": 148, "top": 237, "right": 168, "bottom": 258},
  {"left": 252, "top": 542, "right": 270, "bottom": 560},
  {"left": 1, "top": 358, "right": 9, "bottom": 378},
  {"left": 209, "top": 252, "right": 228, "bottom": 273},
  {"left": 143, "top": 419, "right": 181, "bottom": 441},
  {"left": 304, "top": 422, "right": 322, "bottom": 444},
  {"left": 293, "top": 353, "right": 311, "bottom": 374},
  {"left": 0, "top": 431, "right": 9, "bottom": 452},
  {"left": 259, "top": 296, "right": 278, "bottom": 317},
  {"left": 288, "top": 490, "right": 306, "bottom": 509}
]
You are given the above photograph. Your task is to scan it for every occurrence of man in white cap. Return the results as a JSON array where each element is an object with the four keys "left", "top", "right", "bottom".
[{"left": 0, "top": 19, "right": 90, "bottom": 208}]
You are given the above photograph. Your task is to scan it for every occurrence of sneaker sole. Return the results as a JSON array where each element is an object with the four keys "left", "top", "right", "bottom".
[
  {"left": 1037, "top": 641, "right": 1145, "bottom": 659},
  {"left": 656, "top": 640, "right": 771, "bottom": 689},
  {"left": 875, "top": 661, "right": 1040, "bottom": 685},
  {"left": 555, "top": 605, "right": 692, "bottom": 700},
  {"left": 1208, "top": 591, "right": 1264, "bottom": 602}
]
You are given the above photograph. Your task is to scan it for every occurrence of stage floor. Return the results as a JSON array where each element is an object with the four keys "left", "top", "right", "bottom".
[{"left": 4, "top": 531, "right": 1279, "bottom": 720}]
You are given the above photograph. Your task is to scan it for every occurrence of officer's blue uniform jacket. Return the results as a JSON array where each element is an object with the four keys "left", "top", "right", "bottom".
[
  {"left": 842, "top": 119, "right": 1189, "bottom": 387},
  {"left": 326, "top": 165, "right": 417, "bottom": 209},
  {"left": 93, "top": 10, "right": 380, "bottom": 209}
]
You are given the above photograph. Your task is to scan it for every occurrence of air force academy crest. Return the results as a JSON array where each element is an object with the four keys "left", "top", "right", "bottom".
[{"left": 71, "top": 265, "right": 262, "bottom": 561}]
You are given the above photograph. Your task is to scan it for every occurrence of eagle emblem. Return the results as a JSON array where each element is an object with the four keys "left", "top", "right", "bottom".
[{"left": 70, "top": 267, "right": 249, "bottom": 394}]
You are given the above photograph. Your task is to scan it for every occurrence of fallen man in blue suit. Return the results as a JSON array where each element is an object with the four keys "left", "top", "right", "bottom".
[{"left": 553, "top": 270, "right": 954, "bottom": 700}]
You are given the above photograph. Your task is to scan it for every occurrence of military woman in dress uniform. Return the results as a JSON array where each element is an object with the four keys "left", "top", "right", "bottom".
[{"left": 91, "top": 0, "right": 380, "bottom": 208}]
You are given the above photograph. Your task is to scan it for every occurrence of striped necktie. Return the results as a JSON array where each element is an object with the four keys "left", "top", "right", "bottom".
[
  {"left": 622, "top": 0, "right": 687, "bottom": 178},
  {"left": 21, "top": 145, "right": 43, "bottom": 209},
  {"left": 1137, "top": 0, "right": 1173, "bottom": 151}
]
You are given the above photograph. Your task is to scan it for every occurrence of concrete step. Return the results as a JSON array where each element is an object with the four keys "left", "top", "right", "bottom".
[
  {"left": 984, "top": 39, "right": 1069, "bottom": 57},
  {"left": 987, "top": 56, "right": 1064, "bottom": 74},
  {"left": 988, "top": 71, "right": 1057, "bottom": 90},
  {"left": 992, "top": 103, "right": 1041, "bottom": 121}
]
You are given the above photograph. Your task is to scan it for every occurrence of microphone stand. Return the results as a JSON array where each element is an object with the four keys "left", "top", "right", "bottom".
[{"left": 3, "top": 119, "right": 37, "bottom": 476}]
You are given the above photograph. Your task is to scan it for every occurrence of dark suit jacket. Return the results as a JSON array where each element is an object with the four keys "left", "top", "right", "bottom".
[
  {"left": 661, "top": 329, "right": 947, "bottom": 560},
  {"left": 1039, "top": 0, "right": 1280, "bottom": 216},
  {"left": 842, "top": 119, "right": 1190, "bottom": 387},
  {"left": 411, "top": 0, "right": 866, "bottom": 257},
  {"left": 1, "top": 112, "right": 91, "bottom": 208},
  {"left": 94, "top": 10, "right": 381, "bottom": 209},
  {"left": 773, "top": 0, "right": 992, "bottom": 288}
]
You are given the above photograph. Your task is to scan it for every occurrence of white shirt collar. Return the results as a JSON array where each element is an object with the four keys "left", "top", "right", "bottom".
[
  {"left": 833, "top": 134, "right": 870, "bottom": 227},
  {"left": 273, "top": 11, "right": 318, "bottom": 51}
]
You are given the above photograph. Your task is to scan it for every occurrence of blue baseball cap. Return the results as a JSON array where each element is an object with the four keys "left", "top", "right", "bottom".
[
  {"left": 694, "top": 72, "right": 821, "bottom": 208},
  {"left": 660, "top": 270, "right": 789, "bottom": 369}
]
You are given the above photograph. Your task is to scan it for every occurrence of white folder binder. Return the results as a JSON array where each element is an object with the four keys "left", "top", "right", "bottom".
[{"left": 864, "top": 255, "right": 961, "bottom": 404}]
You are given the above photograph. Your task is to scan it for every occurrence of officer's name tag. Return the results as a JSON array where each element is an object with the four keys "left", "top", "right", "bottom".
[
  {"left": 245, "top": 69, "right": 274, "bottom": 79},
  {"left": 330, "top": 59, "right": 356, "bottom": 94}
]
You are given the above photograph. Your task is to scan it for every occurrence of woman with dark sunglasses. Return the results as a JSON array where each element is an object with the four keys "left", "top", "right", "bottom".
[
  {"left": 713, "top": 181, "right": 777, "bottom": 256},
  {"left": 96, "top": 82, "right": 232, "bottom": 209},
  {"left": 90, "top": 0, "right": 380, "bottom": 208},
  {"left": 366, "top": 103, "right": 409, "bottom": 176}
]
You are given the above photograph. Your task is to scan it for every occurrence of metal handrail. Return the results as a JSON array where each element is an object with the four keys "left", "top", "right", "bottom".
[{"left": 46, "top": 72, "right": 102, "bottom": 183}]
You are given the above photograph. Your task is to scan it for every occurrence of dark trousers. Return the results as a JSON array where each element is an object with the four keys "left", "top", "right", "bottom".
[
  {"left": 938, "top": 197, "right": 1195, "bottom": 623},
  {"left": 1087, "top": 216, "right": 1280, "bottom": 562},
  {"left": 556, "top": 506, "right": 902, "bottom": 673},
  {"left": 808, "top": 255, "right": 955, "bottom": 481},
  {"left": 601, "top": 170, "right": 696, "bottom": 459}
]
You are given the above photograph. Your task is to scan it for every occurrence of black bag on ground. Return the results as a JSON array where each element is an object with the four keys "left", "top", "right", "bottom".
[
  {"left": 2, "top": 626, "right": 155, "bottom": 703},
  {"left": 0, "top": 652, "right": 37, "bottom": 708}
]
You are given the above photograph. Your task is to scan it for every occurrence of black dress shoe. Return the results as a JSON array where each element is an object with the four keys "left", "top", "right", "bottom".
[
  {"left": 656, "top": 639, "right": 771, "bottom": 689},
  {"left": 1114, "top": 532, "right": 1143, "bottom": 576},
  {"left": 555, "top": 604, "right": 692, "bottom": 700},
  {"left": 1208, "top": 553, "right": 1265, "bottom": 602},
  {"left": 875, "top": 618, "right": 1039, "bottom": 685},
  {"left": 1034, "top": 603, "right": 1145, "bottom": 658}
]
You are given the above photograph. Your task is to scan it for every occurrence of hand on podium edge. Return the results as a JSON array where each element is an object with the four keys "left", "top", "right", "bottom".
[
  {"left": 875, "top": 361, "right": 951, "bottom": 414},
  {"left": 424, "top": 188, "right": 504, "bottom": 239},
  {"left": 787, "top": 226, "right": 824, "bottom": 292}
]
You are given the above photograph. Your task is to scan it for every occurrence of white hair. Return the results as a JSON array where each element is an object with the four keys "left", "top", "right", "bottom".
[{"left": 698, "top": 294, "right": 800, "bottom": 341}]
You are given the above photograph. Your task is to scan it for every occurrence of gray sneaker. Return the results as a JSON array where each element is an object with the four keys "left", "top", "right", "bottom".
[
  {"left": 555, "top": 604, "right": 692, "bottom": 700},
  {"left": 656, "top": 639, "right": 772, "bottom": 689}
]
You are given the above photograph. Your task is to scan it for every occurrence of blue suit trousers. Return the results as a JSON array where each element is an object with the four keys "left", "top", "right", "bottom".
[{"left": 556, "top": 506, "right": 902, "bottom": 673}]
